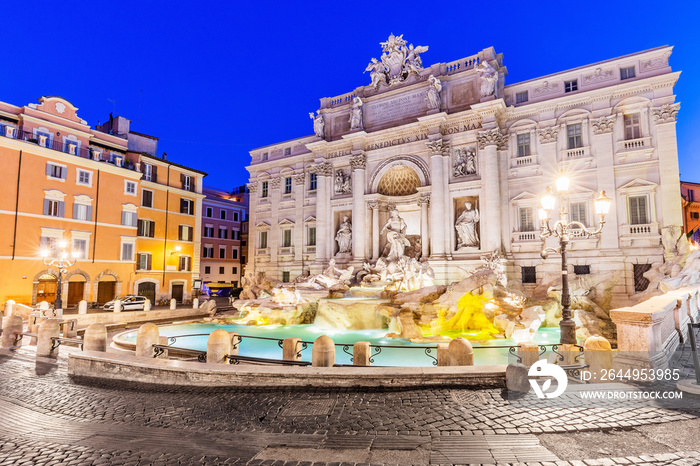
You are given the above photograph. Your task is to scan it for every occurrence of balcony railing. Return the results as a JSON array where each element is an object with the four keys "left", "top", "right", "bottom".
[
  {"left": 512, "top": 231, "right": 539, "bottom": 242},
  {"left": 616, "top": 137, "right": 652, "bottom": 153},
  {"left": 511, "top": 154, "right": 538, "bottom": 168},
  {"left": 560, "top": 146, "right": 591, "bottom": 160},
  {"left": 621, "top": 223, "right": 656, "bottom": 236}
]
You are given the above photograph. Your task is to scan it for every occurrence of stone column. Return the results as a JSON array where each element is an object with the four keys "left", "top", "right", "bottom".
[
  {"left": 350, "top": 154, "right": 367, "bottom": 262},
  {"left": 269, "top": 177, "right": 281, "bottom": 267},
  {"left": 427, "top": 140, "right": 449, "bottom": 257},
  {"left": 293, "top": 173, "right": 305, "bottom": 263},
  {"left": 477, "top": 129, "right": 505, "bottom": 252},
  {"left": 312, "top": 162, "right": 332, "bottom": 264},
  {"left": 419, "top": 195, "right": 430, "bottom": 259},
  {"left": 652, "top": 104, "right": 683, "bottom": 226},
  {"left": 591, "top": 115, "right": 620, "bottom": 249},
  {"left": 442, "top": 154, "right": 452, "bottom": 255},
  {"left": 369, "top": 201, "right": 379, "bottom": 260},
  {"left": 246, "top": 181, "right": 259, "bottom": 275}
]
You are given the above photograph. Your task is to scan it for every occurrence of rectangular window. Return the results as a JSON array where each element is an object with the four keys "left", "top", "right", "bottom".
[
  {"left": 206, "top": 207, "right": 213, "bottom": 217},
  {"left": 218, "top": 227, "right": 228, "bottom": 239},
  {"left": 628, "top": 195, "right": 648, "bottom": 225},
  {"left": 180, "top": 198, "right": 194, "bottom": 215},
  {"left": 261, "top": 181, "right": 269, "bottom": 198},
  {"left": 515, "top": 91, "right": 528, "bottom": 104},
  {"left": 519, "top": 207, "right": 535, "bottom": 232},
  {"left": 121, "top": 242, "right": 134, "bottom": 261},
  {"left": 73, "top": 203, "right": 89, "bottom": 221},
  {"left": 521, "top": 266, "right": 537, "bottom": 284},
  {"left": 204, "top": 266, "right": 211, "bottom": 274},
  {"left": 691, "top": 212, "right": 699, "bottom": 220},
  {"left": 125, "top": 181, "right": 136, "bottom": 195},
  {"left": 178, "top": 256, "right": 191, "bottom": 272},
  {"left": 624, "top": 113, "right": 641, "bottom": 140},
  {"left": 220, "top": 210, "right": 226, "bottom": 220},
  {"left": 141, "top": 189, "right": 153, "bottom": 208},
  {"left": 232, "top": 248, "right": 238, "bottom": 259},
  {"left": 284, "top": 177, "right": 292, "bottom": 194},
  {"left": 232, "top": 267, "right": 238, "bottom": 274},
  {"left": 181, "top": 175, "right": 193, "bottom": 192},
  {"left": 633, "top": 263, "right": 652, "bottom": 292},
  {"left": 137, "top": 219, "right": 155, "bottom": 237},
  {"left": 219, "top": 266, "right": 225, "bottom": 274},
  {"left": 574, "top": 265, "right": 591, "bottom": 275},
  {"left": 309, "top": 173, "right": 317, "bottom": 191},
  {"left": 178, "top": 225, "right": 193, "bottom": 241},
  {"left": 77, "top": 170, "right": 91, "bottom": 186},
  {"left": 40, "top": 236, "right": 58, "bottom": 256},
  {"left": 204, "top": 226, "right": 214, "bottom": 237},
  {"left": 517, "top": 133, "right": 531, "bottom": 157},
  {"left": 283, "top": 229, "right": 292, "bottom": 247},
  {"left": 142, "top": 163, "right": 154, "bottom": 182},
  {"left": 44, "top": 199, "right": 64, "bottom": 217},
  {"left": 282, "top": 271, "right": 290, "bottom": 283},
  {"left": 203, "top": 246, "right": 214, "bottom": 258},
  {"left": 284, "top": 147, "right": 291, "bottom": 156},
  {"left": 219, "top": 247, "right": 226, "bottom": 259},
  {"left": 46, "top": 163, "right": 66, "bottom": 180},
  {"left": 564, "top": 79, "right": 578, "bottom": 93},
  {"left": 137, "top": 253, "right": 151, "bottom": 271},
  {"left": 261, "top": 152, "right": 268, "bottom": 161},
  {"left": 569, "top": 201, "right": 588, "bottom": 227},
  {"left": 233, "top": 212, "right": 239, "bottom": 222},
  {"left": 620, "top": 66, "right": 636, "bottom": 80},
  {"left": 309, "top": 227, "right": 316, "bottom": 246},
  {"left": 567, "top": 123, "right": 583, "bottom": 149},
  {"left": 688, "top": 190, "right": 695, "bottom": 202},
  {"left": 73, "top": 239, "right": 87, "bottom": 259},
  {"left": 260, "top": 231, "right": 268, "bottom": 249}
]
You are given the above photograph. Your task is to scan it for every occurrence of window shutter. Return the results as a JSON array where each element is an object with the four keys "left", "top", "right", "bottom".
[
  {"left": 180, "top": 198, "right": 186, "bottom": 214},
  {"left": 87, "top": 206, "right": 93, "bottom": 221},
  {"left": 147, "top": 254, "right": 152, "bottom": 270},
  {"left": 60, "top": 167, "right": 66, "bottom": 180},
  {"left": 180, "top": 173, "right": 185, "bottom": 188},
  {"left": 191, "top": 177, "right": 196, "bottom": 192},
  {"left": 73, "top": 204, "right": 79, "bottom": 219},
  {"left": 122, "top": 211, "right": 127, "bottom": 225},
  {"left": 43, "top": 199, "right": 49, "bottom": 215},
  {"left": 151, "top": 165, "right": 157, "bottom": 183},
  {"left": 149, "top": 221, "right": 155, "bottom": 238},
  {"left": 132, "top": 213, "right": 138, "bottom": 227},
  {"left": 188, "top": 226, "right": 193, "bottom": 241},
  {"left": 188, "top": 201, "right": 194, "bottom": 215},
  {"left": 178, "top": 225, "right": 183, "bottom": 240},
  {"left": 58, "top": 201, "right": 65, "bottom": 217},
  {"left": 188, "top": 256, "right": 192, "bottom": 272},
  {"left": 45, "top": 164, "right": 51, "bottom": 176},
  {"left": 136, "top": 254, "right": 141, "bottom": 270}
]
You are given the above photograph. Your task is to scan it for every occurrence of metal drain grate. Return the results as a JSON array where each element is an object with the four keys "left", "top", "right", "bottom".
[
  {"left": 279, "top": 399, "right": 336, "bottom": 416},
  {"left": 450, "top": 390, "right": 487, "bottom": 406}
]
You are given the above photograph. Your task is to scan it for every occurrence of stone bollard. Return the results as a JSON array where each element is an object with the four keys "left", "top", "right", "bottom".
[
  {"left": 229, "top": 332, "right": 240, "bottom": 356},
  {"left": 36, "top": 319, "right": 60, "bottom": 358},
  {"left": 193, "top": 298, "right": 199, "bottom": 309},
  {"left": 448, "top": 337, "right": 474, "bottom": 366},
  {"left": 170, "top": 299, "right": 177, "bottom": 310},
  {"left": 144, "top": 299, "right": 151, "bottom": 312},
  {"left": 282, "top": 337, "right": 302, "bottom": 362},
  {"left": 437, "top": 343, "right": 450, "bottom": 366},
  {"left": 30, "top": 316, "right": 45, "bottom": 345},
  {"left": 518, "top": 342, "right": 540, "bottom": 367},
  {"left": 353, "top": 341, "right": 372, "bottom": 366},
  {"left": 157, "top": 336, "right": 169, "bottom": 359},
  {"left": 63, "top": 319, "right": 78, "bottom": 338},
  {"left": 558, "top": 343, "right": 581, "bottom": 366},
  {"left": 114, "top": 299, "right": 122, "bottom": 313},
  {"left": 1, "top": 315, "right": 23, "bottom": 348},
  {"left": 4, "top": 300, "right": 14, "bottom": 316},
  {"left": 78, "top": 300, "right": 88, "bottom": 315},
  {"left": 135, "top": 323, "right": 160, "bottom": 358},
  {"left": 506, "top": 363, "right": 531, "bottom": 393},
  {"left": 207, "top": 329, "right": 231, "bottom": 364},
  {"left": 312, "top": 335, "right": 335, "bottom": 367},
  {"left": 83, "top": 323, "right": 107, "bottom": 352},
  {"left": 38, "top": 301, "right": 50, "bottom": 317},
  {"left": 583, "top": 335, "right": 613, "bottom": 383}
]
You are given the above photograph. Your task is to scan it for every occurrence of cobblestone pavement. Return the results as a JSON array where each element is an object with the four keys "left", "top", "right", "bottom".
[{"left": 0, "top": 347, "right": 699, "bottom": 465}]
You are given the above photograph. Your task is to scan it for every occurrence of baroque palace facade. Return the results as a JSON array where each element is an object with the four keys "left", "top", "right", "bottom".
[{"left": 247, "top": 36, "right": 681, "bottom": 298}]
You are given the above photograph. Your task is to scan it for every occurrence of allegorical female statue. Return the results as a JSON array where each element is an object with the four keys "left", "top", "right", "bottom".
[
  {"left": 475, "top": 60, "right": 498, "bottom": 97},
  {"left": 380, "top": 209, "right": 410, "bottom": 262},
  {"left": 425, "top": 75, "right": 442, "bottom": 110},
  {"left": 455, "top": 201, "right": 480, "bottom": 248},
  {"left": 309, "top": 111, "right": 324, "bottom": 138},
  {"left": 335, "top": 215, "right": 352, "bottom": 254},
  {"left": 349, "top": 96, "right": 364, "bottom": 130}
]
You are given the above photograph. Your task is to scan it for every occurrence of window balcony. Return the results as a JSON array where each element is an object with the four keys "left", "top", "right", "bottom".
[
  {"left": 617, "top": 136, "right": 652, "bottom": 152},
  {"left": 560, "top": 145, "right": 591, "bottom": 160},
  {"left": 510, "top": 154, "right": 538, "bottom": 168},
  {"left": 278, "top": 246, "right": 295, "bottom": 256},
  {"left": 619, "top": 223, "right": 661, "bottom": 248},
  {"left": 510, "top": 230, "right": 541, "bottom": 253}
]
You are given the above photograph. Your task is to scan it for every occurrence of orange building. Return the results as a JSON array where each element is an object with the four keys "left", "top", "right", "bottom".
[
  {"left": 681, "top": 181, "right": 700, "bottom": 243},
  {"left": 0, "top": 96, "right": 206, "bottom": 307}
]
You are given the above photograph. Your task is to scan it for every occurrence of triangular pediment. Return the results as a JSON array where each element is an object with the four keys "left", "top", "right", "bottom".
[
  {"left": 304, "top": 216, "right": 317, "bottom": 223},
  {"left": 619, "top": 178, "right": 658, "bottom": 190},
  {"left": 511, "top": 191, "right": 539, "bottom": 201},
  {"left": 255, "top": 220, "right": 271, "bottom": 228},
  {"left": 278, "top": 218, "right": 295, "bottom": 226}
]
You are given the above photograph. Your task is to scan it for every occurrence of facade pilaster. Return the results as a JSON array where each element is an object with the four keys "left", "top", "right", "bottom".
[
  {"left": 369, "top": 200, "right": 379, "bottom": 260},
  {"left": 652, "top": 104, "right": 683, "bottom": 226},
  {"left": 591, "top": 115, "right": 620, "bottom": 249},
  {"left": 419, "top": 195, "right": 430, "bottom": 259},
  {"left": 293, "top": 173, "right": 305, "bottom": 262},
  {"left": 246, "top": 182, "right": 258, "bottom": 274},
  {"left": 477, "top": 128, "right": 506, "bottom": 252},
  {"left": 269, "top": 177, "right": 281, "bottom": 266},
  {"left": 350, "top": 153, "right": 367, "bottom": 261},
  {"left": 427, "top": 139, "right": 449, "bottom": 257}
]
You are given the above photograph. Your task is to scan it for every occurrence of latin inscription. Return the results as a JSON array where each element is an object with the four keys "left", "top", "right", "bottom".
[
  {"left": 364, "top": 133, "right": 428, "bottom": 151},
  {"left": 441, "top": 122, "right": 482, "bottom": 135},
  {"left": 365, "top": 90, "right": 427, "bottom": 123}
]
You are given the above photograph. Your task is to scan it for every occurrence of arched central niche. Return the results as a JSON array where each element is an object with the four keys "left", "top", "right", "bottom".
[{"left": 376, "top": 165, "right": 421, "bottom": 196}]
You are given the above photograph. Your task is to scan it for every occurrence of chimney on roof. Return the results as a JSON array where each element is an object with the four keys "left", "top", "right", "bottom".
[{"left": 161, "top": 152, "right": 167, "bottom": 160}]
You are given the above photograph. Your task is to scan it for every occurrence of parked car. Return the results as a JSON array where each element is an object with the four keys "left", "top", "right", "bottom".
[{"left": 103, "top": 295, "right": 148, "bottom": 311}]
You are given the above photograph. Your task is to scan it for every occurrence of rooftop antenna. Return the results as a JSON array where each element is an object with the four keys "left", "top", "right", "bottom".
[{"left": 137, "top": 89, "right": 143, "bottom": 130}]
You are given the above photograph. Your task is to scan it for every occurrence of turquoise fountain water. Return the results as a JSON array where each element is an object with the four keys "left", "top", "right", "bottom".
[{"left": 115, "top": 322, "right": 561, "bottom": 366}]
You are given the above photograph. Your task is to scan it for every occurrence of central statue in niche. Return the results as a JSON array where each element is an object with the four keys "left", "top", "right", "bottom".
[
  {"left": 455, "top": 201, "right": 480, "bottom": 248},
  {"left": 380, "top": 208, "right": 410, "bottom": 262}
]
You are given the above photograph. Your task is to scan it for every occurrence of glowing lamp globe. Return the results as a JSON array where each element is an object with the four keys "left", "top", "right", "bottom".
[
  {"left": 541, "top": 186, "right": 556, "bottom": 211},
  {"left": 555, "top": 175, "right": 570, "bottom": 193},
  {"left": 594, "top": 190, "right": 612, "bottom": 216}
]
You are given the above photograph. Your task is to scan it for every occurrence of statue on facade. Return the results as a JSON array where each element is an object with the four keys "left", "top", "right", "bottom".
[
  {"left": 425, "top": 75, "right": 442, "bottom": 111},
  {"left": 405, "top": 43, "right": 429, "bottom": 75},
  {"left": 299, "top": 259, "right": 354, "bottom": 290},
  {"left": 380, "top": 208, "right": 410, "bottom": 262},
  {"left": 334, "top": 169, "right": 351, "bottom": 194},
  {"left": 349, "top": 96, "right": 364, "bottom": 130},
  {"left": 335, "top": 215, "right": 352, "bottom": 254},
  {"left": 475, "top": 60, "right": 498, "bottom": 97},
  {"left": 309, "top": 111, "right": 324, "bottom": 138},
  {"left": 453, "top": 147, "right": 477, "bottom": 177},
  {"left": 455, "top": 201, "right": 480, "bottom": 248},
  {"left": 364, "top": 58, "right": 387, "bottom": 89}
]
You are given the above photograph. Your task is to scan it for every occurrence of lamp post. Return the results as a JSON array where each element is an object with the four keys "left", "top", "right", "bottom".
[
  {"left": 41, "top": 241, "right": 78, "bottom": 318},
  {"left": 539, "top": 175, "right": 612, "bottom": 345}
]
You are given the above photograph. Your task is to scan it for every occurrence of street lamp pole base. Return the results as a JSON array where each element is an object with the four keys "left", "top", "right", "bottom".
[{"left": 559, "top": 318, "right": 577, "bottom": 345}]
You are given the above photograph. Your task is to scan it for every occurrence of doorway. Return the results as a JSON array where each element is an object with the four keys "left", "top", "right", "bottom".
[
  {"left": 138, "top": 282, "right": 156, "bottom": 304},
  {"left": 67, "top": 281, "right": 85, "bottom": 307},
  {"left": 36, "top": 274, "right": 57, "bottom": 305},
  {"left": 171, "top": 283, "right": 184, "bottom": 304},
  {"left": 97, "top": 281, "right": 116, "bottom": 304}
]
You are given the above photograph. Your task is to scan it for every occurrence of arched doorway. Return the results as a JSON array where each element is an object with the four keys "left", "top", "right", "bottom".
[
  {"left": 138, "top": 282, "right": 156, "bottom": 304},
  {"left": 37, "top": 273, "right": 57, "bottom": 305},
  {"left": 97, "top": 275, "right": 117, "bottom": 304},
  {"left": 67, "top": 274, "right": 87, "bottom": 307}
]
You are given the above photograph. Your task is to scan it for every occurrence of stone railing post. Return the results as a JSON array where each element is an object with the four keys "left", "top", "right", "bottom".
[
  {"left": 114, "top": 299, "right": 122, "bottom": 313},
  {"left": 144, "top": 299, "right": 152, "bottom": 312},
  {"left": 283, "top": 337, "right": 301, "bottom": 362},
  {"left": 207, "top": 329, "right": 230, "bottom": 364},
  {"left": 83, "top": 323, "right": 107, "bottom": 352},
  {"left": 1, "top": 315, "right": 23, "bottom": 348},
  {"left": 36, "top": 319, "right": 60, "bottom": 358},
  {"left": 583, "top": 335, "right": 613, "bottom": 383},
  {"left": 229, "top": 332, "right": 240, "bottom": 356},
  {"left": 353, "top": 341, "right": 371, "bottom": 366},
  {"left": 437, "top": 343, "right": 450, "bottom": 366},
  {"left": 62, "top": 319, "right": 78, "bottom": 338},
  {"left": 30, "top": 316, "right": 45, "bottom": 345},
  {"left": 135, "top": 323, "right": 159, "bottom": 358},
  {"left": 448, "top": 337, "right": 474, "bottom": 366},
  {"left": 518, "top": 342, "right": 540, "bottom": 367},
  {"left": 312, "top": 335, "right": 335, "bottom": 367}
]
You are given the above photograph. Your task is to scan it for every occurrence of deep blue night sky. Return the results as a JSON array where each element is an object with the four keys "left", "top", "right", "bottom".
[{"left": 4, "top": 1, "right": 699, "bottom": 190}]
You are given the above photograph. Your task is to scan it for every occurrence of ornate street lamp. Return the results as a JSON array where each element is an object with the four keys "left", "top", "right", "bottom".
[
  {"left": 41, "top": 241, "right": 78, "bottom": 318},
  {"left": 539, "top": 175, "right": 612, "bottom": 345}
]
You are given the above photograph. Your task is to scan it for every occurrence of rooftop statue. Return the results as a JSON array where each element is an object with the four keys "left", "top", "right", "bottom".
[
  {"left": 475, "top": 60, "right": 498, "bottom": 97},
  {"left": 349, "top": 96, "right": 364, "bottom": 130},
  {"left": 309, "top": 111, "right": 324, "bottom": 138},
  {"left": 364, "top": 58, "right": 388, "bottom": 89},
  {"left": 366, "top": 34, "right": 429, "bottom": 87},
  {"left": 405, "top": 43, "right": 429, "bottom": 75}
]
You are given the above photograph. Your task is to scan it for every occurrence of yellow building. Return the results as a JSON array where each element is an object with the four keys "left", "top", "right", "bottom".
[{"left": 0, "top": 96, "right": 206, "bottom": 307}]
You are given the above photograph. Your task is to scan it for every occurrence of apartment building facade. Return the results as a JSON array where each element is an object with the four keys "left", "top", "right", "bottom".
[{"left": 681, "top": 181, "right": 700, "bottom": 243}]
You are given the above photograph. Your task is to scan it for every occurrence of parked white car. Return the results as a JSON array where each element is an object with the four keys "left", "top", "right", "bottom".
[{"left": 103, "top": 295, "right": 148, "bottom": 311}]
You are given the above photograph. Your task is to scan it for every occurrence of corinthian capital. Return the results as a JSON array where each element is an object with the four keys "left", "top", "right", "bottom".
[
  {"left": 477, "top": 128, "right": 507, "bottom": 150},
  {"left": 246, "top": 181, "right": 258, "bottom": 193},
  {"left": 350, "top": 153, "right": 367, "bottom": 170},
  {"left": 591, "top": 115, "right": 616, "bottom": 134},
  {"left": 270, "top": 177, "right": 281, "bottom": 189},
  {"left": 651, "top": 103, "right": 680, "bottom": 124},
  {"left": 294, "top": 173, "right": 305, "bottom": 185},
  {"left": 426, "top": 139, "right": 450, "bottom": 155},
  {"left": 537, "top": 127, "right": 559, "bottom": 144},
  {"left": 310, "top": 162, "right": 333, "bottom": 176}
]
